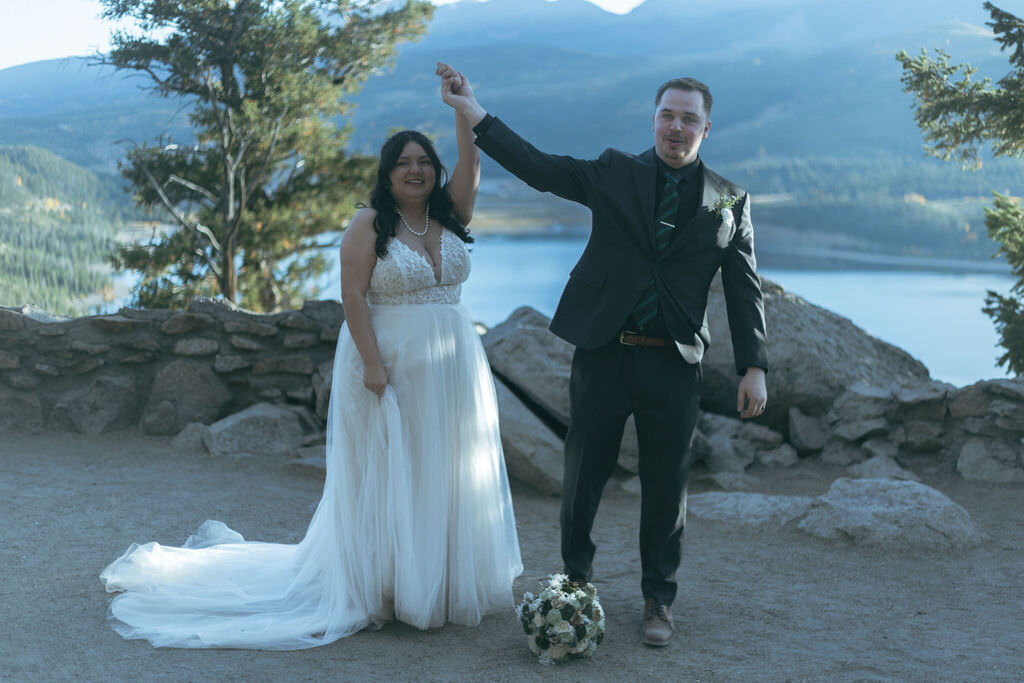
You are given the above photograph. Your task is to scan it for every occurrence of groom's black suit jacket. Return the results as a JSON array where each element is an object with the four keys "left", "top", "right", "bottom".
[{"left": 474, "top": 115, "right": 768, "bottom": 374}]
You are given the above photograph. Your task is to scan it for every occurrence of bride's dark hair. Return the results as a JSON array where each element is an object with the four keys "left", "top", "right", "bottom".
[{"left": 368, "top": 130, "right": 473, "bottom": 258}]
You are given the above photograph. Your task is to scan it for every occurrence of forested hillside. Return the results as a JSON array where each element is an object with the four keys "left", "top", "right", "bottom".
[{"left": 0, "top": 146, "right": 128, "bottom": 315}]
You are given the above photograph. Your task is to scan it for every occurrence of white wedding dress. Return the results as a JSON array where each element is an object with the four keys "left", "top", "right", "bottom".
[{"left": 100, "top": 229, "right": 523, "bottom": 649}]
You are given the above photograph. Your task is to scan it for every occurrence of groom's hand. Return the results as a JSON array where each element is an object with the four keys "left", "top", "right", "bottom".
[
  {"left": 737, "top": 367, "right": 767, "bottom": 419},
  {"left": 436, "top": 61, "right": 487, "bottom": 126}
]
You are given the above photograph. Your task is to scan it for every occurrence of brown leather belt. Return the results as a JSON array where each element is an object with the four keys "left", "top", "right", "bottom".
[{"left": 618, "top": 330, "right": 671, "bottom": 347}]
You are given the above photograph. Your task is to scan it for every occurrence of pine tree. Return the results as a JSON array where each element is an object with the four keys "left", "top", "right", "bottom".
[
  {"left": 897, "top": 2, "right": 1024, "bottom": 374},
  {"left": 99, "top": 0, "right": 433, "bottom": 311}
]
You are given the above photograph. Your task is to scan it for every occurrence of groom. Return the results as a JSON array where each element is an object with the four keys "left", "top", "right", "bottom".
[{"left": 439, "top": 64, "right": 768, "bottom": 646}]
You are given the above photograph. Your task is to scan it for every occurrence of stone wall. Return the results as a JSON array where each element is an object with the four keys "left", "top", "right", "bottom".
[
  {"left": 3, "top": 288, "right": 1022, "bottom": 491},
  {"left": 0, "top": 299, "right": 343, "bottom": 436},
  {"left": 818, "top": 378, "right": 1024, "bottom": 483}
]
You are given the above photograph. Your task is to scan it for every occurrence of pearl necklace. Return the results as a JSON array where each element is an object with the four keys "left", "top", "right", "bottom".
[{"left": 396, "top": 207, "right": 430, "bottom": 237}]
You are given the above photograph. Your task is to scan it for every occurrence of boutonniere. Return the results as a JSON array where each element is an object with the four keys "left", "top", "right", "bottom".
[{"left": 713, "top": 192, "right": 740, "bottom": 214}]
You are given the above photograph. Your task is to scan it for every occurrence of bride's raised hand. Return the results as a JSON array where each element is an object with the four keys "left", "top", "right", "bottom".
[
  {"left": 363, "top": 363, "right": 388, "bottom": 398},
  {"left": 437, "top": 62, "right": 475, "bottom": 108}
]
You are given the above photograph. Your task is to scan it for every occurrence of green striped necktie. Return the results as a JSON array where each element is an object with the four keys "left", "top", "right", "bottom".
[{"left": 632, "top": 169, "right": 681, "bottom": 329}]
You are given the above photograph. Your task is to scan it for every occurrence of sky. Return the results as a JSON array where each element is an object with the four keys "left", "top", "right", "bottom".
[{"left": 0, "top": 0, "right": 647, "bottom": 72}]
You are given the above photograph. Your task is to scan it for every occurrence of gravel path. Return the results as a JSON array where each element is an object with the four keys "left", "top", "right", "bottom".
[{"left": 2, "top": 432, "right": 1022, "bottom": 681}]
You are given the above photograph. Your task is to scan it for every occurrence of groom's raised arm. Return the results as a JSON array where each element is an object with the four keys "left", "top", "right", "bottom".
[{"left": 437, "top": 62, "right": 604, "bottom": 206}]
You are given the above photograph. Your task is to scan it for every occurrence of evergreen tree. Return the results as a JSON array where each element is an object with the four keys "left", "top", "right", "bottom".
[
  {"left": 897, "top": 2, "right": 1024, "bottom": 374},
  {"left": 99, "top": 0, "right": 433, "bottom": 311}
]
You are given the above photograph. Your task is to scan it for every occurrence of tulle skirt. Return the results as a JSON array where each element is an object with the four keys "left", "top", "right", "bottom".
[{"left": 100, "top": 302, "right": 523, "bottom": 649}]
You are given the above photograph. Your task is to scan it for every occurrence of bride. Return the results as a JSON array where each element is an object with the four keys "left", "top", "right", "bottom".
[{"left": 99, "top": 64, "right": 523, "bottom": 650}]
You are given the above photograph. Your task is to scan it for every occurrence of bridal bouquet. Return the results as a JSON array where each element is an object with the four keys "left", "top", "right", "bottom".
[{"left": 516, "top": 573, "right": 605, "bottom": 665}]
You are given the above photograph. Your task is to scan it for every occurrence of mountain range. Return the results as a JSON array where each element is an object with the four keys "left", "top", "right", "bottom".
[{"left": 0, "top": 0, "right": 1020, "bottom": 273}]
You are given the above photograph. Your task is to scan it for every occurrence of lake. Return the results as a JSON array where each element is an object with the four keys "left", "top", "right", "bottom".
[{"left": 322, "top": 234, "right": 1014, "bottom": 388}]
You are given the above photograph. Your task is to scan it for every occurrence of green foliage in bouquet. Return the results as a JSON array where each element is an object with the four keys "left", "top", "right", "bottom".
[{"left": 516, "top": 573, "right": 605, "bottom": 665}]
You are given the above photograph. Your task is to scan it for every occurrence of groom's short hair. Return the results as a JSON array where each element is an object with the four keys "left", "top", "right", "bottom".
[{"left": 655, "top": 78, "right": 713, "bottom": 118}]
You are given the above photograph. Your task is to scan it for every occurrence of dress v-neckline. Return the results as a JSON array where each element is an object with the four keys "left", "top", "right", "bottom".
[{"left": 393, "top": 231, "right": 444, "bottom": 285}]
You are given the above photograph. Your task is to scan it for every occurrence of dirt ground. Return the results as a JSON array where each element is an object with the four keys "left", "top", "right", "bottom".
[{"left": 1, "top": 431, "right": 1022, "bottom": 682}]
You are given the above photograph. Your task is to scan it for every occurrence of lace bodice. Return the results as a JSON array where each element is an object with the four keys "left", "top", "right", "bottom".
[{"left": 368, "top": 229, "right": 470, "bottom": 305}]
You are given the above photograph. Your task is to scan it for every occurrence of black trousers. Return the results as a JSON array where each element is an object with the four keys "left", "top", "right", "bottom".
[{"left": 560, "top": 339, "right": 702, "bottom": 606}]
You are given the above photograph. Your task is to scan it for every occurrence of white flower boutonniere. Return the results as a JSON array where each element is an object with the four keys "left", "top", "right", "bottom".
[{"left": 713, "top": 192, "right": 740, "bottom": 221}]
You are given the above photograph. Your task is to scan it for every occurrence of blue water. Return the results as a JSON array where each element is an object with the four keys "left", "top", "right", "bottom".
[{"left": 321, "top": 234, "right": 1013, "bottom": 388}]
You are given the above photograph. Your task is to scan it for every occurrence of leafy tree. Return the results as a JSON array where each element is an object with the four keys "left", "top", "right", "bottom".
[
  {"left": 98, "top": 0, "right": 433, "bottom": 311},
  {"left": 897, "top": 2, "right": 1024, "bottom": 374}
]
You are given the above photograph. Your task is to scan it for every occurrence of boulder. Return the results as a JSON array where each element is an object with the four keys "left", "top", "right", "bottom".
[
  {"left": 702, "top": 276, "right": 929, "bottom": 433},
  {"left": 703, "top": 428, "right": 749, "bottom": 473},
  {"left": 494, "top": 379, "right": 563, "bottom": 496},
  {"left": 797, "top": 478, "right": 985, "bottom": 550},
  {"left": 699, "top": 412, "right": 787, "bottom": 471},
  {"left": 172, "top": 422, "right": 210, "bottom": 454},
  {"left": 829, "top": 383, "right": 894, "bottom": 424},
  {"left": 956, "top": 438, "right": 1024, "bottom": 483},
  {"left": 832, "top": 417, "right": 889, "bottom": 443},
  {"left": 947, "top": 381, "right": 992, "bottom": 419},
  {"left": 788, "top": 407, "right": 827, "bottom": 453},
  {"left": 141, "top": 360, "right": 231, "bottom": 435},
  {"left": 203, "top": 402, "right": 305, "bottom": 457},
  {"left": 894, "top": 380, "right": 952, "bottom": 421},
  {"left": 483, "top": 307, "right": 572, "bottom": 428},
  {"left": 51, "top": 375, "right": 137, "bottom": 434},
  {"left": 901, "top": 419, "right": 946, "bottom": 452},
  {"left": 689, "top": 492, "right": 813, "bottom": 528}
]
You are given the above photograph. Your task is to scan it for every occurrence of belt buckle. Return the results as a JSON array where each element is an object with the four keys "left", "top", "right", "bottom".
[{"left": 619, "top": 330, "right": 638, "bottom": 346}]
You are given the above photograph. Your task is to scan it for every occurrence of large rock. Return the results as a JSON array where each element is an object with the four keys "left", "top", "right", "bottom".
[
  {"left": 141, "top": 360, "right": 231, "bottom": 435},
  {"left": 699, "top": 412, "right": 788, "bottom": 471},
  {"left": 689, "top": 492, "right": 813, "bottom": 528},
  {"left": 798, "top": 478, "right": 985, "bottom": 550},
  {"left": 700, "top": 414, "right": 753, "bottom": 472},
  {"left": 202, "top": 402, "right": 306, "bottom": 457},
  {"left": 494, "top": 380, "right": 563, "bottom": 496},
  {"left": 956, "top": 437, "right": 1024, "bottom": 483},
  {"left": 483, "top": 307, "right": 572, "bottom": 428},
  {"left": 788, "top": 407, "right": 827, "bottom": 453},
  {"left": 894, "top": 380, "right": 952, "bottom": 421},
  {"left": 51, "top": 375, "right": 137, "bottom": 434},
  {"left": 702, "top": 276, "right": 930, "bottom": 433}
]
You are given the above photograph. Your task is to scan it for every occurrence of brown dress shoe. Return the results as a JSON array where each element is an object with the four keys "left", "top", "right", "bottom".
[{"left": 641, "top": 598, "right": 674, "bottom": 647}]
